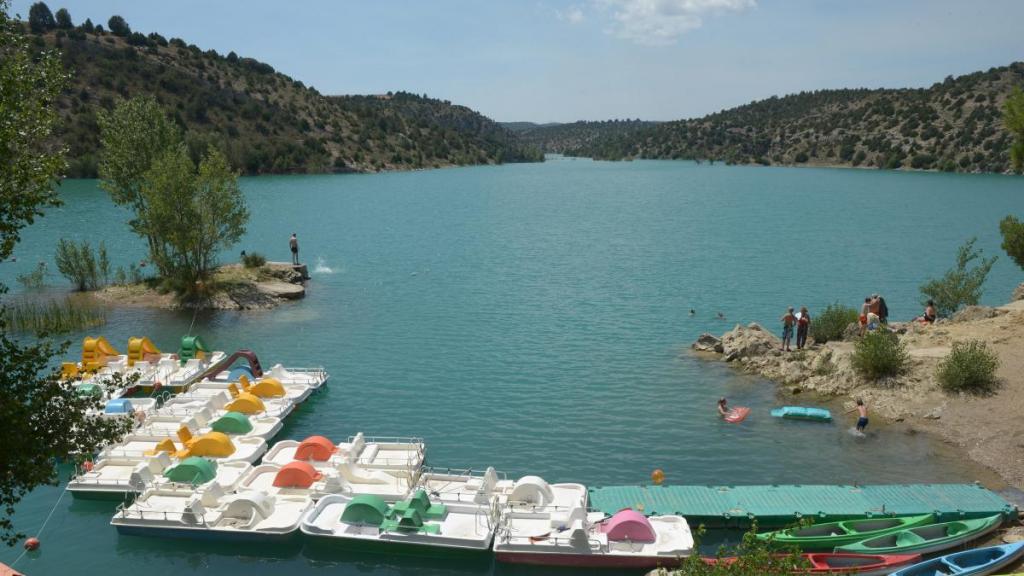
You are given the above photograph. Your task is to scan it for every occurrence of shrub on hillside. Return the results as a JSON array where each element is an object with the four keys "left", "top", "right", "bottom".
[
  {"left": 936, "top": 340, "right": 1000, "bottom": 394},
  {"left": 851, "top": 330, "right": 909, "bottom": 381},
  {"left": 242, "top": 252, "right": 266, "bottom": 269},
  {"left": 809, "top": 302, "right": 859, "bottom": 344}
]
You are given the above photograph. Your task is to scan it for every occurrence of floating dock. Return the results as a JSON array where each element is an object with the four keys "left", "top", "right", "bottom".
[{"left": 588, "top": 483, "right": 1019, "bottom": 529}]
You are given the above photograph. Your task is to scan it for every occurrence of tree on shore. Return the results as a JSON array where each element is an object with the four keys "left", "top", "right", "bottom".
[
  {"left": 919, "top": 238, "right": 997, "bottom": 317},
  {"left": 1000, "top": 215, "right": 1024, "bottom": 271},
  {"left": 0, "top": 0, "right": 132, "bottom": 546},
  {"left": 98, "top": 97, "right": 249, "bottom": 298},
  {"left": 1003, "top": 88, "right": 1024, "bottom": 173},
  {"left": 97, "top": 95, "right": 181, "bottom": 273}
]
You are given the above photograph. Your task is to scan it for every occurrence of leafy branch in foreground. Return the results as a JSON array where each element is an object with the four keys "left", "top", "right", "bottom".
[{"left": 662, "top": 521, "right": 811, "bottom": 576}]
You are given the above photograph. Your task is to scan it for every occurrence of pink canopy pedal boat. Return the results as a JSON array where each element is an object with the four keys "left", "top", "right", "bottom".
[{"left": 493, "top": 507, "right": 693, "bottom": 569}]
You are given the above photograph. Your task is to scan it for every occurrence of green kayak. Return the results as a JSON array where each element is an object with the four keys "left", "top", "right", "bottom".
[
  {"left": 835, "top": 514, "right": 1003, "bottom": 555},
  {"left": 756, "top": 514, "right": 935, "bottom": 550}
]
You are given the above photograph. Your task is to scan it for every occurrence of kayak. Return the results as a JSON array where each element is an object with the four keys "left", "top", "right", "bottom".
[
  {"left": 888, "top": 541, "right": 1024, "bottom": 576},
  {"left": 705, "top": 552, "right": 921, "bottom": 575},
  {"left": 724, "top": 407, "right": 750, "bottom": 423},
  {"left": 771, "top": 406, "right": 832, "bottom": 422},
  {"left": 835, "top": 514, "right": 1004, "bottom": 556},
  {"left": 755, "top": 514, "right": 935, "bottom": 550}
]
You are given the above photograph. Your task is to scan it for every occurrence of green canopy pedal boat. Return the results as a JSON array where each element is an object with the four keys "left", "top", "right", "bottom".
[
  {"left": 835, "top": 514, "right": 1003, "bottom": 556},
  {"left": 756, "top": 514, "right": 935, "bottom": 550}
]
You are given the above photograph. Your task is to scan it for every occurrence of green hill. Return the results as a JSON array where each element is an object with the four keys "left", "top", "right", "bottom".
[
  {"left": 509, "top": 120, "right": 656, "bottom": 155},
  {"left": 23, "top": 15, "right": 541, "bottom": 177},
  {"left": 525, "top": 63, "right": 1024, "bottom": 173}
]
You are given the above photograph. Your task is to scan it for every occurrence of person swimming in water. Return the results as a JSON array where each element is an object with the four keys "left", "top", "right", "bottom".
[
  {"left": 845, "top": 398, "right": 869, "bottom": 432},
  {"left": 717, "top": 312, "right": 726, "bottom": 321},
  {"left": 689, "top": 309, "right": 696, "bottom": 316},
  {"left": 717, "top": 397, "right": 730, "bottom": 417}
]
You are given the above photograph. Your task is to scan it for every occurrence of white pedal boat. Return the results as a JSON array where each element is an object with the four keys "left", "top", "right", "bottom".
[
  {"left": 238, "top": 460, "right": 415, "bottom": 501},
  {"left": 300, "top": 488, "right": 499, "bottom": 556},
  {"left": 264, "top": 433, "right": 424, "bottom": 472},
  {"left": 197, "top": 374, "right": 314, "bottom": 404},
  {"left": 68, "top": 452, "right": 172, "bottom": 499},
  {"left": 99, "top": 431, "right": 267, "bottom": 464},
  {"left": 494, "top": 507, "right": 694, "bottom": 569},
  {"left": 134, "top": 409, "right": 282, "bottom": 442},
  {"left": 112, "top": 483, "right": 312, "bottom": 542},
  {"left": 416, "top": 467, "right": 516, "bottom": 507}
]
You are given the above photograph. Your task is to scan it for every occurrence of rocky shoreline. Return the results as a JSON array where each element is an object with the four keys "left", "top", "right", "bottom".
[
  {"left": 92, "top": 262, "right": 308, "bottom": 310},
  {"left": 692, "top": 289, "right": 1024, "bottom": 490}
]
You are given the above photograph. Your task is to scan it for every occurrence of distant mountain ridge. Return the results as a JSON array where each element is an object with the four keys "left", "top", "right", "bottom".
[
  {"left": 517, "top": 63, "right": 1024, "bottom": 173},
  {"left": 25, "top": 17, "right": 541, "bottom": 176},
  {"left": 508, "top": 120, "right": 657, "bottom": 155}
]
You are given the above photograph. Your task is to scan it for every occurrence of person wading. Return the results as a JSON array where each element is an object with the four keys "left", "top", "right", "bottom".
[{"left": 289, "top": 233, "right": 299, "bottom": 265}]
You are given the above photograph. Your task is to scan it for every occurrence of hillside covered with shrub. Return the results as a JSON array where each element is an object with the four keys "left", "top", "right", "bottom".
[
  {"left": 20, "top": 4, "right": 541, "bottom": 177},
  {"left": 525, "top": 63, "right": 1024, "bottom": 173},
  {"left": 506, "top": 120, "right": 656, "bottom": 155}
]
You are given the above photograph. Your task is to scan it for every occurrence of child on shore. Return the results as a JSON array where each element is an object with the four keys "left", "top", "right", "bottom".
[{"left": 780, "top": 307, "right": 796, "bottom": 351}]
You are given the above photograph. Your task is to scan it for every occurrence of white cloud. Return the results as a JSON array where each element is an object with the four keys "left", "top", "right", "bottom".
[
  {"left": 596, "top": 0, "right": 755, "bottom": 45},
  {"left": 557, "top": 5, "right": 586, "bottom": 24}
]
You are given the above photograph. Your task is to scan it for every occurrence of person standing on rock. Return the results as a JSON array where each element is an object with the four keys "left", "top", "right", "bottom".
[
  {"left": 780, "top": 307, "right": 796, "bottom": 352},
  {"left": 289, "top": 233, "right": 299, "bottom": 265},
  {"left": 796, "top": 306, "right": 811, "bottom": 349}
]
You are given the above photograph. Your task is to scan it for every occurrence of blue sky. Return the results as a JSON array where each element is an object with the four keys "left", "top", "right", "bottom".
[{"left": 13, "top": 0, "right": 1024, "bottom": 122}]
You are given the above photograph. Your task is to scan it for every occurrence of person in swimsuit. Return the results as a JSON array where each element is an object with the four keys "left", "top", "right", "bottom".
[
  {"left": 919, "top": 300, "right": 937, "bottom": 324},
  {"left": 796, "top": 306, "right": 811, "bottom": 349},
  {"left": 859, "top": 297, "right": 871, "bottom": 336},
  {"left": 849, "top": 398, "right": 868, "bottom": 432},
  {"left": 717, "top": 397, "right": 730, "bottom": 417},
  {"left": 289, "top": 233, "right": 299, "bottom": 265},
  {"left": 780, "top": 307, "right": 796, "bottom": 351}
]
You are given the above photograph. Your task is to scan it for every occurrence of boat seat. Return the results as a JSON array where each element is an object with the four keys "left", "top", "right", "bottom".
[
  {"left": 337, "top": 461, "right": 395, "bottom": 485},
  {"left": 360, "top": 444, "right": 380, "bottom": 462},
  {"left": 550, "top": 507, "right": 587, "bottom": 530}
]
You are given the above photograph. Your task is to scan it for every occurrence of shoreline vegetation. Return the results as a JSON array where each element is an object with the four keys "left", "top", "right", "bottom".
[
  {"left": 91, "top": 261, "right": 307, "bottom": 310},
  {"left": 691, "top": 290, "right": 1024, "bottom": 492},
  {"left": 509, "top": 62, "right": 1024, "bottom": 175}
]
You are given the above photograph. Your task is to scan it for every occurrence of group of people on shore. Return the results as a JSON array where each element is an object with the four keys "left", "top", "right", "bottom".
[
  {"left": 858, "top": 294, "right": 889, "bottom": 334},
  {"left": 780, "top": 306, "right": 811, "bottom": 351}
]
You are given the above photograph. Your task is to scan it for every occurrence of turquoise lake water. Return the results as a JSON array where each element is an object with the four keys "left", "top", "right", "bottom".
[{"left": 2, "top": 158, "right": 1022, "bottom": 574}]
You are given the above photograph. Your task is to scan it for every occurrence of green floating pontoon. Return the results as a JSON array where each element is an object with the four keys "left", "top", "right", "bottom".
[{"left": 588, "top": 483, "right": 1017, "bottom": 529}]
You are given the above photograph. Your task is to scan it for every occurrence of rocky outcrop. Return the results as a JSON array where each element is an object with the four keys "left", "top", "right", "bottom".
[
  {"left": 692, "top": 333, "right": 723, "bottom": 353},
  {"left": 951, "top": 305, "right": 1007, "bottom": 323},
  {"left": 1013, "top": 282, "right": 1024, "bottom": 302},
  {"left": 720, "top": 323, "right": 781, "bottom": 362},
  {"left": 256, "top": 280, "right": 305, "bottom": 300}
]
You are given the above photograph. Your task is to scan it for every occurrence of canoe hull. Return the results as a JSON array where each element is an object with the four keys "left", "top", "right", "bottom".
[{"left": 495, "top": 549, "right": 686, "bottom": 569}]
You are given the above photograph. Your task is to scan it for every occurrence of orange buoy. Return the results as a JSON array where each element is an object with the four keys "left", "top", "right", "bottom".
[
  {"left": 24, "top": 537, "right": 40, "bottom": 550},
  {"left": 651, "top": 468, "right": 665, "bottom": 485},
  {"left": 82, "top": 460, "right": 94, "bottom": 472}
]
